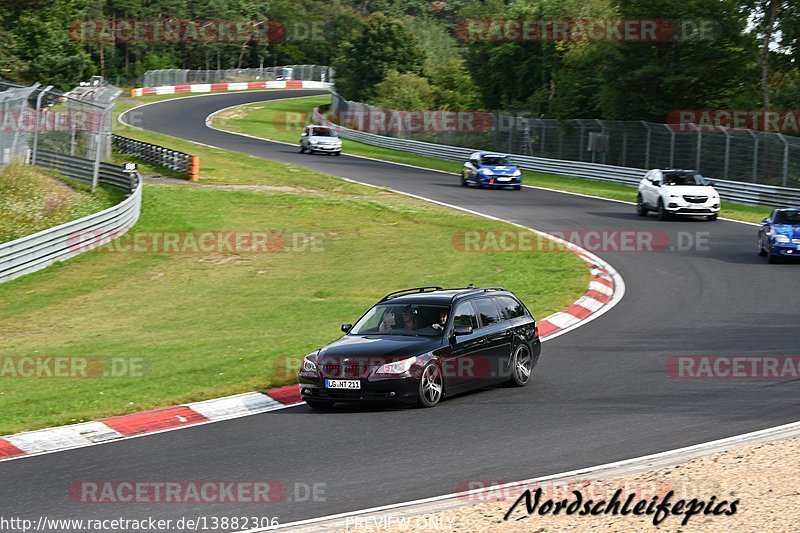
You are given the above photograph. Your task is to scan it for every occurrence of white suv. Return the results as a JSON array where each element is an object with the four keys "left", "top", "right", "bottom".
[{"left": 637, "top": 169, "right": 720, "bottom": 221}]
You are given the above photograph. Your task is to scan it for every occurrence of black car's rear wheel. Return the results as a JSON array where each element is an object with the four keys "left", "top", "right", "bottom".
[
  {"left": 418, "top": 364, "right": 443, "bottom": 407},
  {"left": 506, "top": 344, "right": 533, "bottom": 387},
  {"left": 306, "top": 399, "right": 334, "bottom": 409}
]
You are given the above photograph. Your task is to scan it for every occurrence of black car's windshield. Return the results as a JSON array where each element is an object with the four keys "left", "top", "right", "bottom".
[
  {"left": 311, "top": 128, "right": 335, "bottom": 137},
  {"left": 349, "top": 303, "right": 450, "bottom": 336},
  {"left": 663, "top": 172, "right": 707, "bottom": 186},
  {"left": 773, "top": 211, "right": 800, "bottom": 225},
  {"left": 481, "top": 155, "right": 513, "bottom": 166}
]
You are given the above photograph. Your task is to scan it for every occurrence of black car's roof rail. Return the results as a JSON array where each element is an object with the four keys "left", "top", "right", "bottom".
[
  {"left": 379, "top": 286, "right": 444, "bottom": 302},
  {"left": 446, "top": 285, "right": 507, "bottom": 302}
]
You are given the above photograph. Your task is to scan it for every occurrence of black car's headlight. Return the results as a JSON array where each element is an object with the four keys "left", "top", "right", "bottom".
[
  {"left": 375, "top": 356, "right": 417, "bottom": 375},
  {"left": 301, "top": 352, "right": 318, "bottom": 372}
]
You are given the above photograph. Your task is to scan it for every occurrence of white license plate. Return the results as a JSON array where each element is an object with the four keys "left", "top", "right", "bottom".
[
  {"left": 325, "top": 379, "right": 361, "bottom": 389},
  {"left": 497, "top": 177, "right": 511, "bottom": 182}
]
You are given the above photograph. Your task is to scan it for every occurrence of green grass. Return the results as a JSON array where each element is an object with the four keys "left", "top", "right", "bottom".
[
  {"left": 0, "top": 163, "right": 123, "bottom": 243},
  {"left": 213, "top": 95, "right": 772, "bottom": 224},
  {"left": 0, "top": 99, "right": 589, "bottom": 434}
]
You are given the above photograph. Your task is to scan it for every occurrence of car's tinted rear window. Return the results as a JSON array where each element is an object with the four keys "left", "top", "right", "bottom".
[
  {"left": 472, "top": 298, "right": 502, "bottom": 327},
  {"left": 497, "top": 296, "right": 526, "bottom": 319}
]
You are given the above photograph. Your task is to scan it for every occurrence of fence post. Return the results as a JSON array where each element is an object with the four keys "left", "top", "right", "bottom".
[
  {"left": 694, "top": 124, "right": 702, "bottom": 172},
  {"left": 777, "top": 133, "right": 789, "bottom": 187},
  {"left": 662, "top": 124, "right": 675, "bottom": 168},
  {"left": 722, "top": 127, "right": 731, "bottom": 180},
  {"left": 31, "top": 85, "right": 52, "bottom": 166},
  {"left": 621, "top": 127, "right": 627, "bottom": 167},
  {"left": 596, "top": 119, "right": 607, "bottom": 165},
  {"left": 642, "top": 121, "right": 651, "bottom": 168},
  {"left": 749, "top": 131, "right": 758, "bottom": 183},
  {"left": 92, "top": 130, "right": 102, "bottom": 191}
]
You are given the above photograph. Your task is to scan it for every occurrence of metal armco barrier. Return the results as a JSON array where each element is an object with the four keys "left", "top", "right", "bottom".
[
  {"left": 112, "top": 135, "right": 198, "bottom": 181},
  {"left": 0, "top": 154, "right": 142, "bottom": 284},
  {"left": 313, "top": 108, "right": 800, "bottom": 208}
]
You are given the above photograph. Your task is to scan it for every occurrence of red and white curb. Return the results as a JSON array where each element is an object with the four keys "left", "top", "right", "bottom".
[
  {"left": 536, "top": 256, "right": 616, "bottom": 338},
  {"left": 0, "top": 386, "right": 300, "bottom": 461},
  {"left": 130, "top": 80, "right": 331, "bottom": 97}
]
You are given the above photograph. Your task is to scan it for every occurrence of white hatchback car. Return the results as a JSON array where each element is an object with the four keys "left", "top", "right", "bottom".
[
  {"left": 637, "top": 169, "right": 720, "bottom": 221},
  {"left": 299, "top": 125, "right": 342, "bottom": 156}
]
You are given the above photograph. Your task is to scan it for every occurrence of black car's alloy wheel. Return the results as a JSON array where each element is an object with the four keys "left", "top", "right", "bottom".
[
  {"left": 418, "top": 364, "right": 443, "bottom": 407},
  {"left": 506, "top": 344, "right": 533, "bottom": 387}
]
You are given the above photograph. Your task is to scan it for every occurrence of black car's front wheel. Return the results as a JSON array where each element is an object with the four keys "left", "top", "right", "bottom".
[
  {"left": 418, "top": 364, "right": 443, "bottom": 407},
  {"left": 506, "top": 344, "right": 533, "bottom": 387}
]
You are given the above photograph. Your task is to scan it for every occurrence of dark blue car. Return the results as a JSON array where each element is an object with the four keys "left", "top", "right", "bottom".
[
  {"left": 758, "top": 208, "right": 800, "bottom": 263},
  {"left": 461, "top": 152, "right": 522, "bottom": 190}
]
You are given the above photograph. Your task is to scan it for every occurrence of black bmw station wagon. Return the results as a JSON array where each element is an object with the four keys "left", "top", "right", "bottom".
[{"left": 298, "top": 286, "right": 541, "bottom": 408}]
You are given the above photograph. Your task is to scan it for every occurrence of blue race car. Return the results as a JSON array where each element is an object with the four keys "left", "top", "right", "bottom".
[
  {"left": 461, "top": 152, "right": 522, "bottom": 190},
  {"left": 758, "top": 208, "right": 800, "bottom": 263}
]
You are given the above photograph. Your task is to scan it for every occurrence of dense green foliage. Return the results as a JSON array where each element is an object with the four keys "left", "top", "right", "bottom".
[{"left": 0, "top": 0, "right": 798, "bottom": 121}]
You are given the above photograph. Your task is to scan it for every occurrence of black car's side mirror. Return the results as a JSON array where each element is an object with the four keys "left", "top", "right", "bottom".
[
  {"left": 453, "top": 325, "right": 473, "bottom": 336},
  {"left": 762, "top": 218, "right": 770, "bottom": 225},
  {"left": 707, "top": 181, "right": 715, "bottom": 187},
  {"left": 341, "top": 323, "right": 352, "bottom": 333}
]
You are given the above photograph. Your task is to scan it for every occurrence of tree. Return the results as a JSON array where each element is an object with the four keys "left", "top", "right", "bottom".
[
  {"left": 372, "top": 69, "right": 436, "bottom": 109},
  {"left": 333, "top": 13, "right": 425, "bottom": 101}
]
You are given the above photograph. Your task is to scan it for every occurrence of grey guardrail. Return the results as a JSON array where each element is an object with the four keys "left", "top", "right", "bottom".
[
  {"left": 0, "top": 154, "right": 142, "bottom": 284},
  {"left": 312, "top": 108, "right": 800, "bottom": 208}
]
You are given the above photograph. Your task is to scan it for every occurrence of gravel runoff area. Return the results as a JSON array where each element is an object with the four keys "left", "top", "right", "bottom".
[{"left": 326, "top": 436, "right": 799, "bottom": 532}]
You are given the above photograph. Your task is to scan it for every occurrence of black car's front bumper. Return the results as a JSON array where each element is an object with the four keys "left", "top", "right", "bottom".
[{"left": 298, "top": 374, "right": 420, "bottom": 404}]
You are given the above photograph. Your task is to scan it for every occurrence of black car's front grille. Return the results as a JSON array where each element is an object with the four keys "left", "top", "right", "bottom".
[
  {"left": 321, "top": 363, "right": 371, "bottom": 378},
  {"left": 683, "top": 195, "right": 708, "bottom": 204}
]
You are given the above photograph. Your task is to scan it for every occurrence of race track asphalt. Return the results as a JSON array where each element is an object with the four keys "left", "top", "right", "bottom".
[{"left": 1, "top": 89, "right": 798, "bottom": 529}]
